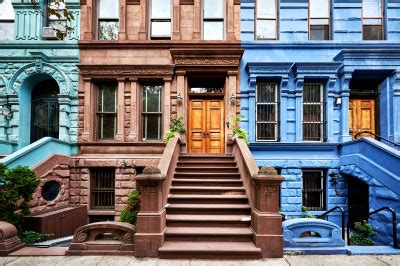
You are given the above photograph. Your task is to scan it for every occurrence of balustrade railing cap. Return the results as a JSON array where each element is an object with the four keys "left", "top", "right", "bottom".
[
  {"left": 143, "top": 166, "right": 161, "bottom": 175},
  {"left": 258, "top": 166, "right": 277, "bottom": 175}
]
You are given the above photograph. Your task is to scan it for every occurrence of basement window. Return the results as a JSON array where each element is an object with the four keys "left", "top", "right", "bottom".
[
  {"left": 302, "top": 170, "right": 326, "bottom": 211},
  {"left": 90, "top": 168, "right": 115, "bottom": 210}
]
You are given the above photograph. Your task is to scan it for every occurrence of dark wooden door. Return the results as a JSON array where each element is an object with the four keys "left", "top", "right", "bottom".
[{"left": 348, "top": 177, "right": 369, "bottom": 228}]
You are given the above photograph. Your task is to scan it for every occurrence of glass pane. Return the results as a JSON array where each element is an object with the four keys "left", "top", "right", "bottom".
[
  {"left": 257, "top": 104, "right": 276, "bottom": 122},
  {"left": 143, "top": 85, "right": 162, "bottom": 112},
  {"left": 310, "top": 0, "right": 329, "bottom": 19},
  {"left": 99, "top": 20, "right": 119, "bottom": 40},
  {"left": 204, "top": 0, "right": 223, "bottom": 18},
  {"left": 49, "top": 19, "right": 67, "bottom": 32},
  {"left": 363, "top": 18, "right": 382, "bottom": 25},
  {"left": 363, "top": 0, "right": 382, "bottom": 18},
  {"left": 48, "top": 2, "right": 66, "bottom": 20},
  {"left": 99, "top": 0, "right": 119, "bottom": 19},
  {"left": 142, "top": 114, "right": 162, "bottom": 140},
  {"left": 303, "top": 122, "right": 322, "bottom": 141},
  {"left": 303, "top": 105, "right": 321, "bottom": 122},
  {"left": 303, "top": 83, "right": 322, "bottom": 103},
  {"left": 98, "top": 85, "right": 116, "bottom": 112},
  {"left": 0, "top": 0, "right": 14, "bottom": 20},
  {"left": 363, "top": 25, "right": 382, "bottom": 40},
  {"left": 190, "top": 87, "right": 223, "bottom": 93},
  {"left": 310, "top": 25, "right": 329, "bottom": 40},
  {"left": 203, "top": 21, "right": 224, "bottom": 40},
  {"left": 97, "top": 114, "right": 116, "bottom": 139},
  {"left": 257, "top": 123, "right": 277, "bottom": 141},
  {"left": 257, "top": 0, "right": 276, "bottom": 19},
  {"left": 310, "top": 18, "right": 329, "bottom": 25},
  {"left": 0, "top": 22, "right": 14, "bottom": 40},
  {"left": 152, "top": 0, "right": 171, "bottom": 19},
  {"left": 256, "top": 20, "right": 276, "bottom": 39},
  {"left": 151, "top": 21, "right": 171, "bottom": 37},
  {"left": 257, "top": 83, "right": 276, "bottom": 103}
]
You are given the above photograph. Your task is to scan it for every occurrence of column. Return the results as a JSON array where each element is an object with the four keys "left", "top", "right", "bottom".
[
  {"left": 163, "top": 78, "right": 172, "bottom": 135},
  {"left": 81, "top": 78, "right": 93, "bottom": 142},
  {"left": 294, "top": 78, "right": 304, "bottom": 142},
  {"left": 393, "top": 73, "right": 400, "bottom": 143},
  {"left": 138, "top": 0, "right": 147, "bottom": 40},
  {"left": 83, "top": 0, "right": 94, "bottom": 40},
  {"left": 280, "top": 77, "right": 289, "bottom": 142},
  {"left": 193, "top": 0, "right": 201, "bottom": 39},
  {"left": 118, "top": 0, "right": 127, "bottom": 40},
  {"left": 248, "top": 77, "right": 256, "bottom": 142},
  {"left": 226, "top": 0, "right": 235, "bottom": 40},
  {"left": 327, "top": 78, "right": 337, "bottom": 143},
  {"left": 172, "top": 0, "right": 181, "bottom": 40},
  {"left": 116, "top": 79, "right": 126, "bottom": 142},
  {"left": 176, "top": 71, "right": 186, "bottom": 126},
  {"left": 340, "top": 73, "right": 352, "bottom": 142},
  {"left": 128, "top": 78, "right": 138, "bottom": 142},
  {"left": 227, "top": 71, "right": 238, "bottom": 136}
]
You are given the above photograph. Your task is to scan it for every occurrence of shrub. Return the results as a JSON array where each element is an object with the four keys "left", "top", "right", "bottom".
[
  {"left": 21, "top": 231, "right": 53, "bottom": 246},
  {"left": 301, "top": 206, "right": 316, "bottom": 218},
  {"left": 350, "top": 220, "right": 375, "bottom": 246},
  {"left": 231, "top": 115, "right": 249, "bottom": 144},
  {"left": 120, "top": 189, "right": 140, "bottom": 224},
  {"left": 164, "top": 117, "right": 187, "bottom": 143}
]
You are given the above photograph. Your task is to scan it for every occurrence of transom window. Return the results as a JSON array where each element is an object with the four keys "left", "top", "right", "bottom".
[
  {"left": 150, "top": 0, "right": 171, "bottom": 39},
  {"left": 302, "top": 82, "right": 325, "bottom": 142},
  {"left": 97, "top": 83, "right": 117, "bottom": 140},
  {"left": 98, "top": 0, "right": 119, "bottom": 40},
  {"left": 256, "top": 0, "right": 278, "bottom": 40},
  {"left": 90, "top": 168, "right": 115, "bottom": 210},
  {"left": 309, "top": 0, "right": 330, "bottom": 40},
  {"left": 256, "top": 82, "right": 279, "bottom": 141},
  {"left": 203, "top": 0, "right": 224, "bottom": 40},
  {"left": 142, "top": 85, "right": 163, "bottom": 141},
  {"left": 302, "top": 170, "right": 326, "bottom": 211},
  {"left": 362, "top": 0, "right": 383, "bottom": 40},
  {"left": 0, "top": 0, "right": 14, "bottom": 40}
]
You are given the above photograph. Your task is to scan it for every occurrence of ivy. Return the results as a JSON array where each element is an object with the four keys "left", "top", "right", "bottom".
[
  {"left": 231, "top": 115, "right": 249, "bottom": 144},
  {"left": 164, "top": 117, "right": 187, "bottom": 143}
]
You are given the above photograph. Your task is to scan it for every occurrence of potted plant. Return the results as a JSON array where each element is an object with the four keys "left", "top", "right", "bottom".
[
  {"left": 164, "top": 117, "right": 187, "bottom": 143},
  {"left": 231, "top": 115, "right": 249, "bottom": 144}
]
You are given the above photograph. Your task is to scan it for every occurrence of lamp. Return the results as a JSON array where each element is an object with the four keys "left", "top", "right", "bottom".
[
  {"left": 230, "top": 93, "right": 236, "bottom": 105},
  {"left": 176, "top": 93, "right": 183, "bottom": 105},
  {"left": 335, "top": 97, "right": 342, "bottom": 105}
]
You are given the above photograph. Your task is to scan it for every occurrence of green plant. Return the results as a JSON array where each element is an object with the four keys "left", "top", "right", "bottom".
[
  {"left": 164, "top": 117, "right": 187, "bottom": 143},
  {"left": 301, "top": 206, "right": 316, "bottom": 218},
  {"left": 350, "top": 220, "right": 375, "bottom": 246},
  {"left": 231, "top": 115, "right": 249, "bottom": 144},
  {"left": 120, "top": 189, "right": 140, "bottom": 224},
  {"left": 21, "top": 231, "right": 53, "bottom": 246},
  {"left": 0, "top": 164, "right": 39, "bottom": 231}
]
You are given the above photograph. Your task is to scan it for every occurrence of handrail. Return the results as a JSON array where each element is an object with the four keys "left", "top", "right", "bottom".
[
  {"left": 355, "top": 131, "right": 399, "bottom": 147},
  {"left": 317, "top": 206, "right": 345, "bottom": 240},
  {"left": 368, "top": 207, "right": 398, "bottom": 249}
]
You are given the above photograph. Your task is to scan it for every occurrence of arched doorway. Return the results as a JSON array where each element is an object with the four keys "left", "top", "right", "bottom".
[
  {"left": 30, "top": 79, "right": 60, "bottom": 143},
  {"left": 347, "top": 176, "right": 369, "bottom": 228}
]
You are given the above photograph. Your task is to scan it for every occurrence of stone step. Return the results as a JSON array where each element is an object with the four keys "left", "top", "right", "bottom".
[
  {"left": 166, "top": 203, "right": 251, "bottom": 215},
  {"left": 177, "top": 161, "right": 237, "bottom": 167},
  {"left": 158, "top": 241, "right": 262, "bottom": 259},
  {"left": 174, "top": 172, "right": 241, "bottom": 179},
  {"left": 175, "top": 166, "right": 239, "bottom": 173},
  {"left": 167, "top": 194, "right": 248, "bottom": 204},
  {"left": 165, "top": 227, "right": 253, "bottom": 242},
  {"left": 178, "top": 155, "right": 235, "bottom": 162},
  {"left": 171, "top": 179, "right": 243, "bottom": 187},
  {"left": 170, "top": 186, "right": 246, "bottom": 195},
  {"left": 166, "top": 214, "right": 251, "bottom": 227}
]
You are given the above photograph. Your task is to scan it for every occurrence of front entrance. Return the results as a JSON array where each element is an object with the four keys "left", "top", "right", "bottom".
[
  {"left": 188, "top": 99, "right": 224, "bottom": 154},
  {"left": 349, "top": 98, "right": 376, "bottom": 139},
  {"left": 347, "top": 177, "right": 369, "bottom": 228}
]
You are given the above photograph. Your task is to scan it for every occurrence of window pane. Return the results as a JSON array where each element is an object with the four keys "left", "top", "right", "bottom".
[
  {"left": 97, "top": 114, "right": 116, "bottom": 139},
  {"left": 310, "top": 25, "right": 329, "bottom": 40},
  {"left": 257, "top": 123, "right": 277, "bottom": 141},
  {"left": 49, "top": 20, "right": 67, "bottom": 32},
  {"left": 363, "top": 18, "right": 382, "bottom": 25},
  {"left": 204, "top": 0, "right": 223, "bottom": 18},
  {"left": 152, "top": 0, "right": 171, "bottom": 19},
  {"left": 302, "top": 171, "right": 324, "bottom": 210},
  {"left": 142, "top": 114, "right": 162, "bottom": 140},
  {"left": 310, "top": 18, "right": 329, "bottom": 25},
  {"left": 257, "top": 83, "right": 276, "bottom": 102},
  {"left": 256, "top": 20, "right": 276, "bottom": 39},
  {"left": 303, "top": 83, "right": 321, "bottom": 103},
  {"left": 99, "top": 0, "right": 119, "bottom": 19},
  {"left": 203, "top": 21, "right": 224, "bottom": 40},
  {"left": 0, "top": 22, "right": 13, "bottom": 40},
  {"left": 143, "top": 86, "right": 162, "bottom": 112},
  {"left": 99, "top": 20, "right": 119, "bottom": 40},
  {"left": 310, "top": 0, "right": 329, "bottom": 19},
  {"left": 48, "top": 2, "right": 66, "bottom": 20},
  {"left": 363, "top": 0, "right": 382, "bottom": 18},
  {"left": 98, "top": 85, "right": 116, "bottom": 112},
  {"left": 151, "top": 21, "right": 171, "bottom": 37},
  {"left": 0, "top": 0, "right": 14, "bottom": 20},
  {"left": 363, "top": 25, "right": 382, "bottom": 40},
  {"left": 257, "top": 0, "right": 276, "bottom": 19}
]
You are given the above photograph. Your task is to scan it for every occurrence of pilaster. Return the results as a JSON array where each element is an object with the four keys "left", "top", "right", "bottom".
[
  {"left": 294, "top": 78, "right": 304, "bottom": 143},
  {"left": 128, "top": 78, "right": 138, "bottom": 142},
  {"left": 138, "top": 0, "right": 147, "bottom": 40},
  {"left": 163, "top": 78, "right": 172, "bottom": 136},
  {"left": 393, "top": 72, "right": 400, "bottom": 143},
  {"left": 226, "top": 0, "right": 235, "bottom": 40},
  {"left": 340, "top": 73, "right": 352, "bottom": 143},
  {"left": 327, "top": 78, "right": 337, "bottom": 143},
  {"left": 58, "top": 95, "right": 72, "bottom": 143},
  {"left": 118, "top": 0, "right": 127, "bottom": 40},
  {"left": 280, "top": 77, "right": 289, "bottom": 142},
  {"left": 172, "top": 0, "right": 181, "bottom": 40},
  {"left": 192, "top": 0, "right": 201, "bottom": 40},
  {"left": 248, "top": 77, "right": 256, "bottom": 143},
  {"left": 83, "top": 0, "right": 94, "bottom": 40},
  {"left": 176, "top": 71, "right": 186, "bottom": 127},
  {"left": 81, "top": 78, "right": 93, "bottom": 142},
  {"left": 116, "top": 79, "right": 126, "bottom": 142}
]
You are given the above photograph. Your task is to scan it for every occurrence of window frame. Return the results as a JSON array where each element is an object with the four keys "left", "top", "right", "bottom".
[
  {"left": 0, "top": 0, "right": 15, "bottom": 40},
  {"left": 362, "top": 0, "right": 384, "bottom": 40},
  {"left": 308, "top": 0, "right": 331, "bottom": 40},
  {"left": 255, "top": 81, "right": 280, "bottom": 142},
  {"left": 255, "top": 0, "right": 279, "bottom": 40},
  {"left": 302, "top": 169, "right": 326, "bottom": 211},
  {"left": 45, "top": 1, "right": 68, "bottom": 38},
  {"left": 202, "top": 0, "right": 225, "bottom": 40},
  {"left": 96, "top": 82, "right": 118, "bottom": 141},
  {"left": 97, "top": 0, "right": 120, "bottom": 40},
  {"left": 149, "top": 0, "right": 172, "bottom": 40},
  {"left": 302, "top": 82, "right": 326, "bottom": 142},
  {"left": 141, "top": 84, "right": 163, "bottom": 142},
  {"left": 90, "top": 168, "right": 116, "bottom": 210}
]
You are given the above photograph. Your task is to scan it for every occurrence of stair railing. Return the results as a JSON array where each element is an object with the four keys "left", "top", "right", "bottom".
[
  {"left": 317, "top": 206, "right": 345, "bottom": 240},
  {"left": 355, "top": 131, "right": 399, "bottom": 147},
  {"left": 368, "top": 207, "right": 398, "bottom": 249}
]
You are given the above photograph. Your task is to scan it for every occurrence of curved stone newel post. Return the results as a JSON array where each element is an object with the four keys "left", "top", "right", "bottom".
[
  {"left": 0, "top": 221, "right": 25, "bottom": 256},
  {"left": 251, "top": 166, "right": 284, "bottom": 258}
]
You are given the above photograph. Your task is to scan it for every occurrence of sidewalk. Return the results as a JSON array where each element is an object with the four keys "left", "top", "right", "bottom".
[{"left": 1, "top": 255, "right": 400, "bottom": 266}]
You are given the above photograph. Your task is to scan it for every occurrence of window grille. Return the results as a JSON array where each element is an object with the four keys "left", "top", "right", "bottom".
[
  {"left": 309, "top": 0, "right": 331, "bottom": 40},
  {"left": 142, "top": 85, "right": 163, "bottom": 140},
  {"left": 256, "top": 0, "right": 278, "bottom": 40},
  {"left": 256, "top": 82, "right": 279, "bottom": 141},
  {"left": 91, "top": 168, "right": 115, "bottom": 210},
  {"left": 150, "top": 0, "right": 171, "bottom": 39},
  {"left": 98, "top": 0, "right": 119, "bottom": 40},
  {"left": 203, "top": 0, "right": 224, "bottom": 40},
  {"left": 302, "top": 170, "right": 325, "bottom": 211},
  {"left": 302, "top": 82, "right": 325, "bottom": 142},
  {"left": 96, "top": 83, "right": 117, "bottom": 140},
  {"left": 362, "top": 0, "right": 384, "bottom": 40}
]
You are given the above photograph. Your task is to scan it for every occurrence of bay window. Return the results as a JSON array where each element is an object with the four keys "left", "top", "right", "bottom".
[
  {"left": 309, "top": 0, "right": 331, "bottom": 40},
  {"left": 362, "top": 0, "right": 384, "bottom": 40},
  {"left": 203, "top": 0, "right": 224, "bottom": 40},
  {"left": 256, "top": 82, "right": 279, "bottom": 141},
  {"left": 97, "top": 83, "right": 117, "bottom": 140},
  {"left": 150, "top": 0, "right": 171, "bottom": 39},
  {"left": 0, "top": 0, "right": 14, "bottom": 40},
  {"left": 98, "top": 0, "right": 119, "bottom": 40},
  {"left": 142, "top": 85, "right": 163, "bottom": 141},
  {"left": 256, "top": 0, "right": 278, "bottom": 40}
]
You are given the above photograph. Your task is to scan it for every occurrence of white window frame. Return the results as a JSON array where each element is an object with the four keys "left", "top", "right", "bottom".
[
  {"left": 302, "top": 82, "right": 325, "bottom": 142},
  {"left": 202, "top": 0, "right": 225, "bottom": 40},
  {"left": 256, "top": 82, "right": 279, "bottom": 142},
  {"left": 362, "top": 0, "right": 384, "bottom": 40},
  {"left": 308, "top": 0, "right": 331, "bottom": 40},
  {"left": 255, "top": 0, "right": 278, "bottom": 40},
  {"left": 142, "top": 85, "right": 163, "bottom": 141},
  {"left": 149, "top": 0, "right": 172, "bottom": 39}
]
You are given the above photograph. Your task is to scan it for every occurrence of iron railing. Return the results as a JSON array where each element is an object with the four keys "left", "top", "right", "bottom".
[
  {"left": 317, "top": 206, "right": 345, "bottom": 240},
  {"left": 355, "top": 131, "right": 399, "bottom": 147}
]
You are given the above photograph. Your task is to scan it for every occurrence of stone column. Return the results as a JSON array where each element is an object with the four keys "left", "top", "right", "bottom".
[
  {"left": 226, "top": 0, "right": 235, "bottom": 40},
  {"left": 172, "top": 0, "right": 181, "bottom": 40},
  {"left": 251, "top": 167, "right": 284, "bottom": 258},
  {"left": 294, "top": 78, "right": 304, "bottom": 142},
  {"left": 138, "top": 0, "right": 147, "bottom": 40},
  {"left": 163, "top": 78, "right": 172, "bottom": 136},
  {"left": 58, "top": 95, "right": 71, "bottom": 143},
  {"left": 176, "top": 71, "right": 186, "bottom": 126},
  {"left": 118, "top": 0, "right": 127, "bottom": 40},
  {"left": 193, "top": 0, "right": 201, "bottom": 39},
  {"left": 248, "top": 77, "right": 256, "bottom": 142},
  {"left": 128, "top": 78, "right": 138, "bottom": 142},
  {"left": 327, "top": 78, "right": 337, "bottom": 143},
  {"left": 83, "top": 0, "right": 94, "bottom": 40},
  {"left": 116, "top": 79, "right": 125, "bottom": 142},
  {"left": 227, "top": 71, "right": 238, "bottom": 136},
  {"left": 280, "top": 77, "right": 289, "bottom": 142},
  {"left": 393, "top": 73, "right": 400, "bottom": 143},
  {"left": 8, "top": 95, "right": 19, "bottom": 146},
  {"left": 340, "top": 73, "right": 352, "bottom": 142},
  {"left": 134, "top": 167, "right": 166, "bottom": 257},
  {"left": 82, "top": 78, "right": 93, "bottom": 142}
]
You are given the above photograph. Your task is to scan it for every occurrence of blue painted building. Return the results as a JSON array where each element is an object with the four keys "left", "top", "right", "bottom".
[
  {"left": 0, "top": 0, "right": 80, "bottom": 157},
  {"left": 240, "top": 0, "right": 400, "bottom": 246}
]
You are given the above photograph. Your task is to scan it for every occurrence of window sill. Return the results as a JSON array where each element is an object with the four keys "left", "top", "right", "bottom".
[{"left": 88, "top": 210, "right": 115, "bottom": 216}]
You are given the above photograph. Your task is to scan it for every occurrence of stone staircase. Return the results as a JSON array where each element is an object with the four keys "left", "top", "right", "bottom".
[{"left": 158, "top": 154, "right": 262, "bottom": 259}]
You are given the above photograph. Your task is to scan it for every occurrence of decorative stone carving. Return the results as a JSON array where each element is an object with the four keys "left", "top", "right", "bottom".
[
  {"left": 0, "top": 221, "right": 25, "bottom": 256},
  {"left": 259, "top": 166, "right": 278, "bottom": 175},
  {"left": 142, "top": 166, "right": 161, "bottom": 175},
  {"left": 78, "top": 65, "right": 175, "bottom": 79}
]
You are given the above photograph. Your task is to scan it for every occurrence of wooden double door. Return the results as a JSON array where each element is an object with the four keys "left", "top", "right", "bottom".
[
  {"left": 188, "top": 99, "right": 225, "bottom": 154},
  {"left": 349, "top": 98, "right": 376, "bottom": 139}
]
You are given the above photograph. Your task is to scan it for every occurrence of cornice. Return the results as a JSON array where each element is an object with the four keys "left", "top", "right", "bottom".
[
  {"left": 242, "top": 41, "right": 400, "bottom": 50},
  {"left": 246, "top": 62, "right": 294, "bottom": 75},
  {"left": 78, "top": 64, "right": 175, "bottom": 79},
  {"left": 334, "top": 49, "right": 400, "bottom": 62},
  {"left": 0, "top": 42, "right": 79, "bottom": 49},
  {"left": 170, "top": 48, "right": 243, "bottom": 67},
  {"left": 249, "top": 142, "right": 339, "bottom": 152}
]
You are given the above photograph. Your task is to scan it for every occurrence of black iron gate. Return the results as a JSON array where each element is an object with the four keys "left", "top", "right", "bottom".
[
  {"left": 30, "top": 98, "right": 59, "bottom": 143},
  {"left": 347, "top": 177, "right": 369, "bottom": 228}
]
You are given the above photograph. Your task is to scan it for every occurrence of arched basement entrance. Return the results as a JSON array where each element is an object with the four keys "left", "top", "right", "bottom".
[
  {"left": 30, "top": 79, "right": 60, "bottom": 143},
  {"left": 346, "top": 175, "right": 369, "bottom": 229}
]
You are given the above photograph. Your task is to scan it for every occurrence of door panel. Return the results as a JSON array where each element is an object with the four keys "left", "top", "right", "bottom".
[
  {"left": 349, "top": 98, "right": 376, "bottom": 139},
  {"left": 188, "top": 99, "right": 224, "bottom": 153}
]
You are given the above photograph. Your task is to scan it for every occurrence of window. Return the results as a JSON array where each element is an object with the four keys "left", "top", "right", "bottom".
[
  {"left": 303, "top": 82, "right": 325, "bottom": 142},
  {"left": 90, "top": 168, "right": 115, "bottom": 210},
  {"left": 362, "top": 0, "right": 383, "bottom": 40},
  {"left": 150, "top": 0, "right": 171, "bottom": 39},
  {"left": 256, "top": 0, "right": 278, "bottom": 40},
  {"left": 0, "top": 0, "right": 14, "bottom": 40},
  {"left": 302, "top": 170, "right": 326, "bottom": 211},
  {"left": 142, "top": 85, "right": 162, "bottom": 140},
  {"left": 203, "top": 0, "right": 224, "bottom": 40},
  {"left": 46, "top": 1, "right": 67, "bottom": 38},
  {"left": 98, "top": 0, "right": 119, "bottom": 40},
  {"left": 309, "top": 0, "right": 330, "bottom": 40},
  {"left": 256, "top": 82, "right": 279, "bottom": 141},
  {"left": 97, "top": 83, "right": 117, "bottom": 140}
]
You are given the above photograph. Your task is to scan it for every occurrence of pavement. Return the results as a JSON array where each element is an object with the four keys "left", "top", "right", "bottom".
[{"left": 1, "top": 255, "right": 400, "bottom": 266}]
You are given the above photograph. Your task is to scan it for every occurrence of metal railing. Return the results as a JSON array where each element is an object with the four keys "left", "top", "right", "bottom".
[
  {"left": 355, "top": 131, "right": 399, "bottom": 147},
  {"left": 317, "top": 206, "right": 346, "bottom": 240},
  {"left": 369, "top": 207, "right": 398, "bottom": 249}
]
